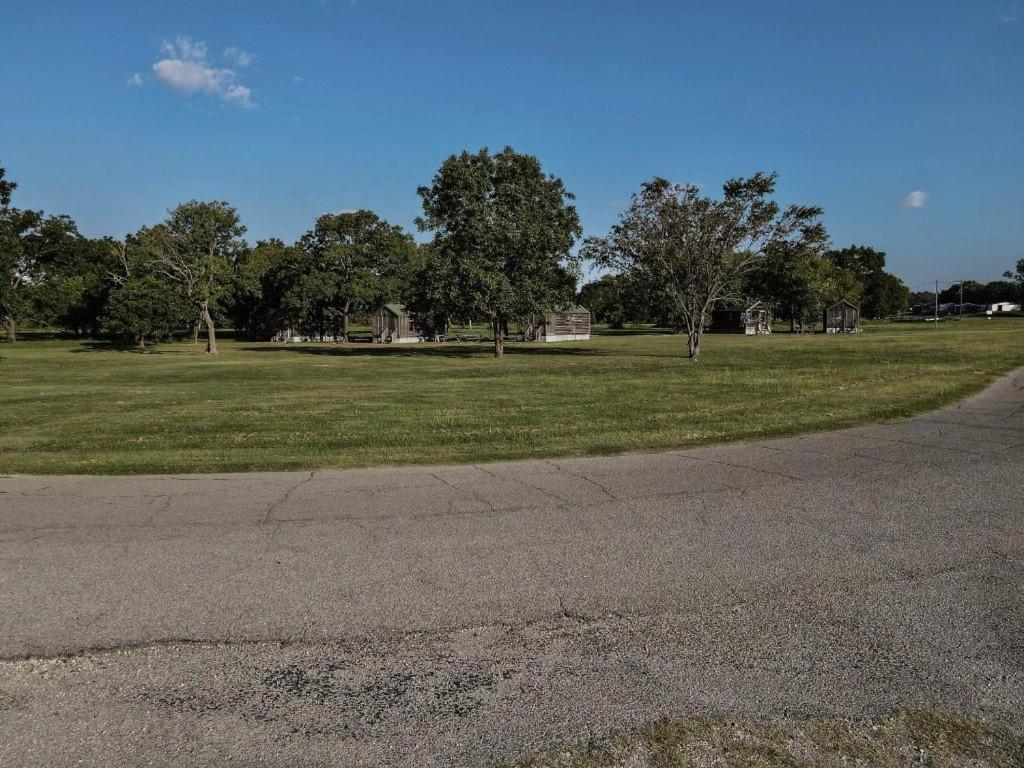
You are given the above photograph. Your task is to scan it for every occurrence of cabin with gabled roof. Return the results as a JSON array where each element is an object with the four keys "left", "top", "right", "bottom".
[
  {"left": 372, "top": 303, "right": 422, "bottom": 343},
  {"left": 824, "top": 299, "right": 860, "bottom": 333}
]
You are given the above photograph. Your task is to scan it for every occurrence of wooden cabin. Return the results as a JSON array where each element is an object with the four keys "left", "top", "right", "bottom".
[
  {"left": 710, "top": 302, "right": 772, "bottom": 334},
  {"left": 743, "top": 302, "right": 773, "bottom": 334},
  {"left": 824, "top": 300, "right": 860, "bottom": 333},
  {"left": 372, "top": 304, "right": 422, "bottom": 343},
  {"left": 523, "top": 305, "right": 591, "bottom": 342}
]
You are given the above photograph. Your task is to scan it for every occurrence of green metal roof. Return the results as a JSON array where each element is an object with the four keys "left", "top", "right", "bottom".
[{"left": 383, "top": 303, "right": 407, "bottom": 316}]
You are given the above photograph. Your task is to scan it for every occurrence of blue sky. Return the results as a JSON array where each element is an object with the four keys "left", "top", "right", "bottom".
[{"left": 2, "top": 0, "right": 1022, "bottom": 289}]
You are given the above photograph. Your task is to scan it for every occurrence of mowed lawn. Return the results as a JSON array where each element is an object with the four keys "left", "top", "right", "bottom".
[{"left": 1, "top": 319, "right": 1022, "bottom": 474}]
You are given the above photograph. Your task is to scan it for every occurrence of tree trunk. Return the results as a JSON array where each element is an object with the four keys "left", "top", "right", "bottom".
[
  {"left": 341, "top": 303, "right": 350, "bottom": 343},
  {"left": 191, "top": 320, "right": 200, "bottom": 344},
  {"left": 200, "top": 300, "right": 217, "bottom": 354},
  {"left": 493, "top": 316, "right": 504, "bottom": 359},
  {"left": 138, "top": 336, "right": 146, "bottom": 349},
  {"left": 686, "top": 319, "right": 702, "bottom": 361},
  {"left": 3, "top": 315, "right": 15, "bottom": 344}
]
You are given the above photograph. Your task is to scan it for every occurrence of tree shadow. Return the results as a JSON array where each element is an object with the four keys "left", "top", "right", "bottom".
[
  {"left": 69, "top": 341, "right": 192, "bottom": 354},
  {"left": 238, "top": 342, "right": 609, "bottom": 359}
]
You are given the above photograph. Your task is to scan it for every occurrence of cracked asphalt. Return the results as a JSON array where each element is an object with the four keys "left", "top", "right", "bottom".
[{"left": 1, "top": 370, "right": 1023, "bottom": 766}]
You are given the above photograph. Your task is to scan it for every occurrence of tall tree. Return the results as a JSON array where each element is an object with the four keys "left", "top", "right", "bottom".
[
  {"left": 228, "top": 238, "right": 292, "bottom": 338},
  {"left": 144, "top": 201, "right": 246, "bottom": 354},
  {"left": 748, "top": 239, "right": 833, "bottom": 332},
  {"left": 0, "top": 166, "right": 79, "bottom": 342},
  {"left": 584, "top": 174, "right": 825, "bottom": 361},
  {"left": 102, "top": 274, "right": 191, "bottom": 348},
  {"left": 416, "top": 147, "right": 582, "bottom": 358},
  {"left": 298, "top": 210, "right": 416, "bottom": 342}
]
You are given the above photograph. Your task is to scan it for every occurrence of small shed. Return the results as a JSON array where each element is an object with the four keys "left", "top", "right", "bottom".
[
  {"left": 824, "top": 300, "right": 860, "bottom": 333},
  {"left": 743, "top": 302, "right": 773, "bottom": 334},
  {"left": 523, "top": 305, "right": 591, "bottom": 342},
  {"left": 710, "top": 302, "right": 772, "bottom": 334},
  {"left": 372, "top": 304, "right": 422, "bottom": 343},
  {"left": 991, "top": 301, "right": 1021, "bottom": 313}
]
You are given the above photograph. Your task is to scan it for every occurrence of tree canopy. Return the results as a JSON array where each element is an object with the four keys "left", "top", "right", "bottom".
[
  {"left": 0, "top": 166, "right": 80, "bottom": 342},
  {"left": 416, "top": 147, "right": 582, "bottom": 357},
  {"left": 142, "top": 200, "right": 247, "bottom": 353},
  {"left": 584, "top": 173, "right": 827, "bottom": 360},
  {"left": 297, "top": 210, "right": 416, "bottom": 341},
  {"left": 826, "top": 245, "right": 909, "bottom": 318}
]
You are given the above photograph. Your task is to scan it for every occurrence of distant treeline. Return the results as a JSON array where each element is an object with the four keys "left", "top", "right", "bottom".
[{"left": 3, "top": 154, "right": 1023, "bottom": 357}]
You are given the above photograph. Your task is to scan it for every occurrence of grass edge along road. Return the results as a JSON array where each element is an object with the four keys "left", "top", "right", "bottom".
[
  {"left": 500, "top": 710, "right": 1024, "bottom": 768},
  {"left": 1, "top": 320, "right": 1022, "bottom": 475}
]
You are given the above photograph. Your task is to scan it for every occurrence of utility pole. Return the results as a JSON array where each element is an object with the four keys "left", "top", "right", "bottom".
[
  {"left": 959, "top": 279, "right": 964, "bottom": 320},
  {"left": 934, "top": 279, "right": 939, "bottom": 325}
]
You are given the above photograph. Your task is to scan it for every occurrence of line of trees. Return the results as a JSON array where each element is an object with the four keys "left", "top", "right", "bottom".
[{"left": 4, "top": 156, "right": 1021, "bottom": 360}]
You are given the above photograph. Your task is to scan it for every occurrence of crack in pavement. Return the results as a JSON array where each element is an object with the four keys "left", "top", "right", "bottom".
[
  {"left": 4, "top": 548, "right": 1010, "bottom": 666},
  {"left": 261, "top": 471, "right": 317, "bottom": 524}
]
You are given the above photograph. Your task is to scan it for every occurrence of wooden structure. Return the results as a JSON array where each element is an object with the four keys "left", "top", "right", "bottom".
[
  {"left": 523, "top": 305, "right": 591, "bottom": 342},
  {"left": 824, "top": 299, "right": 860, "bottom": 333},
  {"left": 372, "top": 304, "right": 422, "bottom": 343},
  {"left": 991, "top": 301, "right": 1021, "bottom": 313},
  {"left": 710, "top": 302, "right": 772, "bottom": 335}
]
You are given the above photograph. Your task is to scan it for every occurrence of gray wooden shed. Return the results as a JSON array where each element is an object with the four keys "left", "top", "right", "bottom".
[{"left": 824, "top": 300, "right": 860, "bottom": 333}]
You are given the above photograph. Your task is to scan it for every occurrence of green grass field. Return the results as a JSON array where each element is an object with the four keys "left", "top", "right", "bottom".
[{"left": 1, "top": 318, "right": 1022, "bottom": 474}]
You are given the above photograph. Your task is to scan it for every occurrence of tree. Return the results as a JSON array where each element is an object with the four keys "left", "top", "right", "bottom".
[
  {"left": 228, "top": 238, "right": 291, "bottom": 338},
  {"left": 416, "top": 147, "right": 582, "bottom": 358},
  {"left": 1002, "top": 260, "right": 1024, "bottom": 302},
  {"left": 297, "top": 210, "right": 416, "bottom": 342},
  {"left": 747, "top": 239, "right": 834, "bottom": 332},
  {"left": 402, "top": 243, "right": 464, "bottom": 338},
  {"left": 144, "top": 201, "right": 246, "bottom": 354},
  {"left": 32, "top": 235, "right": 121, "bottom": 337},
  {"left": 584, "top": 174, "right": 826, "bottom": 361},
  {"left": 577, "top": 273, "right": 649, "bottom": 328},
  {"left": 102, "top": 274, "right": 191, "bottom": 348},
  {"left": 0, "top": 166, "right": 80, "bottom": 342},
  {"left": 826, "top": 245, "right": 908, "bottom": 318}
]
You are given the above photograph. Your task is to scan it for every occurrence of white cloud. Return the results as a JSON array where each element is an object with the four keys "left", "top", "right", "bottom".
[
  {"left": 223, "top": 84, "right": 252, "bottom": 105},
  {"left": 901, "top": 190, "right": 930, "bottom": 208},
  {"left": 127, "top": 73, "right": 143, "bottom": 86},
  {"left": 292, "top": 75, "right": 305, "bottom": 83},
  {"left": 152, "top": 36, "right": 255, "bottom": 108},
  {"left": 223, "top": 46, "right": 253, "bottom": 67}
]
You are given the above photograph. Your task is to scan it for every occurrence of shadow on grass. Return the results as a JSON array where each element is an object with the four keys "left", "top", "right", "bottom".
[
  {"left": 238, "top": 342, "right": 609, "bottom": 359},
  {"left": 593, "top": 326, "right": 679, "bottom": 336},
  {"left": 69, "top": 341, "right": 195, "bottom": 354}
]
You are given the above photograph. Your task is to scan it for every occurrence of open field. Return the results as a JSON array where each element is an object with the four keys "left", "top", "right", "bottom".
[{"left": 1, "top": 318, "right": 1022, "bottom": 474}]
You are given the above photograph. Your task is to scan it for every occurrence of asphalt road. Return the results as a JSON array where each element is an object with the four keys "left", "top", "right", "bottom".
[{"left": 2, "top": 371, "right": 1023, "bottom": 767}]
